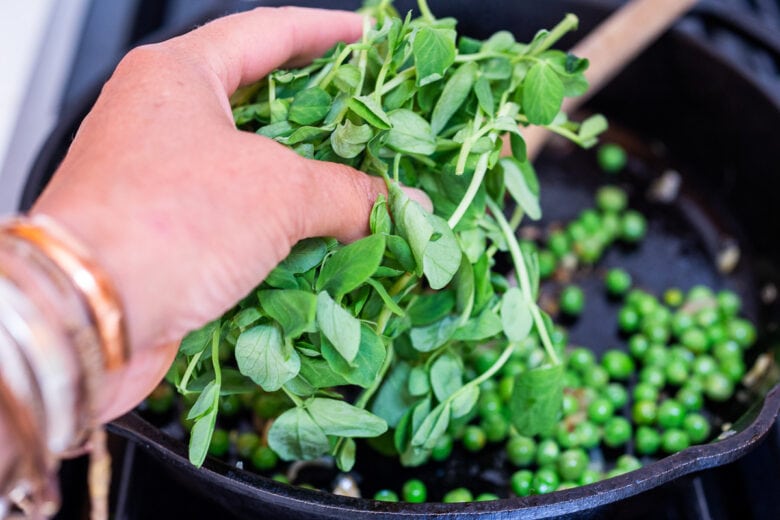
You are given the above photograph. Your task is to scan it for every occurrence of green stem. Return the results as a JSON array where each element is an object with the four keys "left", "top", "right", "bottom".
[
  {"left": 177, "top": 350, "right": 203, "bottom": 395},
  {"left": 470, "top": 341, "right": 516, "bottom": 387},
  {"left": 211, "top": 326, "right": 222, "bottom": 388},
  {"left": 417, "top": 0, "right": 435, "bottom": 22},
  {"left": 315, "top": 45, "right": 355, "bottom": 90},
  {"left": 448, "top": 151, "right": 489, "bottom": 229},
  {"left": 376, "top": 272, "right": 414, "bottom": 334},
  {"left": 530, "top": 13, "right": 579, "bottom": 57},
  {"left": 355, "top": 345, "right": 395, "bottom": 409},
  {"left": 281, "top": 385, "right": 304, "bottom": 407},
  {"left": 380, "top": 67, "right": 416, "bottom": 95},
  {"left": 486, "top": 197, "right": 560, "bottom": 365}
]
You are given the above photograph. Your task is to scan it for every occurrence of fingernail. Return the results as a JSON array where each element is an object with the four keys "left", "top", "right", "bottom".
[{"left": 402, "top": 187, "right": 433, "bottom": 213}]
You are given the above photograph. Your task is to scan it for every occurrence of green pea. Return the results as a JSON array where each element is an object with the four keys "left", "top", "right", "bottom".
[
  {"left": 562, "top": 393, "right": 579, "bottom": 416},
  {"left": 692, "top": 355, "right": 718, "bottom": 378},
  {"left": 616, "top": 454, "right": 642, "bottom": 472},
  {"left": 618, "top": 307, "right": 641, "bottom": 333},
  {"left": 696, "top": 308, "right": 719, "bottom": 329},
  {"left": 271, "top": 473, "right": 289, "bottom": 484},
  {"left": 603, "top": 382, "right": 629, "bottom": 409},
  {"left": 633, "top": 382, "right": 659, "bottom": 402},
  {"left": 664, "top": 288, "right": 684, "bottom": 307},
  {"left": 603, "top": 268, "right": 632, "bottom": 297},
  {"left": 676, "top": 386, "right": 704, "bottom": 412},
  {"left": 536, "top": 439, "right": 560, "bottom": 466},
  {"left": 476, "top": 493, "right": 499, "bottom": 502},
  {"left": 602, "top": 350, "right": 635, "bottom": 380},
  {"left": 402, "top": 479, "right": 427, "bottom": 503},
  {"left": 687, "top": 285, "right": 715, "bottom": 303},
  {"left": 538, "top": 249, "right": 557, "bottom": 279},
  {"left": 713, "top": 340, "right": 742, "bottom": 362},
  {"left": 601, "top": 212, "right": 622, "bottom": 240},
  {"left": 720, "top": 358, "right": 746, "bottom": 383},
  {"left": 603, "top": 417, "right": 632, "bottom": 447},
  {"left": 598, "top": 143, "right": 628, "bottom": 173},
  {"left": 628, "top": 334, "right": 651, "bottom": 359},
  {"left": 568, "top": 347, "right": 596, "bottom": 372},
  {"left": 548, "top": 230, "right": 570, "bottom": 258},
  {"left": 560, "top": 285, "right": 586, "bottom": 317},
  {"left": 510, "top": 470, "right": 534, "bottom": 497},
  {"left": 579, "top": 469, "right": 602, "bottom": 486},
  {"left": 557, "top": 448, "right": 589, "bottom": 481},
  {"left": 462, "top": 425, "right": 487, "bottom": 452},
  {"left": 507, "top": 435, "right": 537, "bottom": 467},
  {"left": 575, "top": 420, "right": 601, "bottom": 449},
  {"left": 533, "top": 467, "right": 560, "bottom": 494},
  {"left": 443, "top": 488, "right": 473, "bottom": 503},
  {"left": 632, "top": 400, "right": 658, "bottom": 426},
  {"left": 431, "top": 433, "right": 454, "bottom": 462},
  {"left": 474, "top": 349, "right": 501, "bottom": 376},
  {"left": 643, "top": 321, "right": 671, "bottom": 345},
  {"left": 481, "top": 413, "right": 509, "bottom": 443},
  {"left": 639, "top": 365, "right": 666, "bottom": 388},
  {"left": 683, "top": 413, "right": 711, "bottom": 443},
  {"left": 498, "top": 375, "right": 515, "bottom": 403},
  {"left": 671, "top": 312, "right": 695, "bottom": 337},
  {"left": 251, "top": 445, "right": 278, "bottom": 471},
  {"left": 208, "top": 428, "right": 230, "bottom": 457},
  {"left": 478, "top": 390, "right": 503, "bottom": 417},
  {"left": 556, "top": 424, "right": 580, "bottom": 449},
  {"left": 374, "top": 489, "right": 399, "bottom": 502},
  {"left": 583, "top": 365, "right": 610, "bottom": 389},
  {"left": 665, "top": 360, "right": 690, "bottom": 387},
  {"left": 236, "top": 432, "right": 260, "bottom": 459},
  {"left": 705, "top": 372, "right": 734, "bottom": 401},
  {"left": 635, "top": 426, "right": 661, "bottom": 455},
  {"left": 621, "top": 210, "right": 647, "bottom": 243},
  {"left": 706, "top": 324, "right": 729, "bottom": 346},
  {"left": 642, "top": 345, "right": 669, "bottom": 367},
  {"left": 657, "top": 399, "right": 686, "bottom": 429},
  {"left": 588, "top": 397, "right": 615, "bottom": 424},
  {"left": 596, "top": 185, "right": 629, "bottom": 213},
  {"left": 146, "top": 383, "right": 175, "bottom": 414},
  {"left": 579, "top": 208, "right": 602, "bottom": 233},
  {"left": 717, "top": 290, "right": 741, "bottom": 317},
  {"left": 728, "top": 319, "right": 756, "bottom": 348},
  {"left": 661, "top": 429, "right": 690, "bottom": 453}
]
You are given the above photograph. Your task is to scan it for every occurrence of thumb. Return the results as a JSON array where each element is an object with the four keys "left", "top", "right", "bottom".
[{"left": 296, "top": 157, "right": 431, "bottom": 243}]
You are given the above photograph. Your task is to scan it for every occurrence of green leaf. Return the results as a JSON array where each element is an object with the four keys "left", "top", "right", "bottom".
[
  {"left": 187, "top": 380, "right": 219, "bottom": 420},
  {"left": 298, "top": 356, "right": 351, "bottom": 388},
  {"left": 370, "top": 195, "right": 392, "bottom": 235},
  {"left": 501, "top": 157, "right": 541, "bottom": 221},
  {"left": 257, "top": 121, "right": 294, "bottom": 139},
  {"left": 331, "top": 120, "right": 374, "bottom": 159},
  {"left": 389, "top": 183, "right": 433, "bottom": 276},
  {"left": 232, "top": 307, "right": 262, "bottom": 331},
  {"left": 482, "top": 30, "right": 516, "bottom": 52},
  {"left": 180, "top": 320, "right": 220, "bottom": 356},
  {"left": 413, "top": 26, "right": 456, "bottom": 86},
  {"left": 385, "top": 109, "right": 436, "bottom": 155},
  {"left": 336, "top": 438, "right": 357, "bottom": 472},
  {"left": 509, "top": 364, "right": 564, "bottom": 437},
  {"left": 316, "top": 234, "right": 385, "bottom": 298},
  {"left": 408, "top": 366, "right": 430, "bottom": 396},
  {"left": 281, "top": 238, "right": 328, "bottom": 273},
  {"left": 365, "top": 278, "right": 404, "bottom": 316},
  {"left": 523, "top": 62, "right": 564, "bottom": 125},
  {"left": 307, "top": 398, "right": 388, "bottom": 437},
  {"left": 316, "top": 291, "right": 361, "bottom": 363},
  {"left": 264, "top": 265, "right": 299, "bottom": 289},
  {"left": 452, "top": 309, "right": 503, "bottom": 341},
  {"left": 333, "top": 64, "right": 361, "bottom": 93},
  {"left": 410, "top": 401, "right": 451, "bottom": 449},
  {"left": 407, "top": 291, "right": 456, "bottom": 326},
  {"left": 288, "top": 87, "right": 332, "bottom": 125},
  {"left": 473, "top": 75, "right": 494, "bottom": 116},
  {"left": 386, "top": 235, "right": 417, "bottom": 273},
  {"left": 510, "top": 132, "right": 527, "bottom": 162},
  {"left": 280, "top": 126, "right": 330, "bottom": 146},
  {"left": 348, "top": 95, "right": 393, "bottom": 130},
  {"left": 410, "top": 316, "right": 458, "bottom": 352},
  {"left": 321, "top": 325, "right": 386, "bottom": 388},
  {"left": 430, "top": 351, "right": 463, "bottom": 402},
  {"left": 501, "top": 287, "right": 533, "bottom": 342},
  {"left": 371, "top": 362, "right": 414, "bottom": 428},
  {"left": 431, "top": 62, "right": 477, "bottom": 134},
  {"left": 450, "top": 385, "right": 479, "bottom": 419},
  {"left": 423, "top": 212, "right": 462, "bottom": 291},
  {"left": 188, "top": 368, "right": 253, "bottom": 395},
  {"left": 258, "top": 290, "right": 317, "bottom": 338},
  {"left": 189, "top": 406, "right": 218, "bottom": 467},
  {"left": 454, "top": 254, "right": 475, "bottom": 316},
  {"left": 383, "top": 79, "right": 416, "bottom": 111},
  {"left": 579, "top": 114, "right": 608, "bottom": 142},
  {"left": 268, "top": 407, "right": 330, "bottom": 460},
  {"left": 235, "top": 325, "right": 301, "bottom": 391}
]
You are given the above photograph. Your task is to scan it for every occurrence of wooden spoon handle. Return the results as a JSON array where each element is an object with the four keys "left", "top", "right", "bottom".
[{"left": 523, "top": 0, "right": 699, "bottom": 160}]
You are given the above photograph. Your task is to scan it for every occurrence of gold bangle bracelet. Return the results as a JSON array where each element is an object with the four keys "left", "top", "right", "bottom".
[{"left": 2, "top": 216, "right": 128, "bottom": 372}]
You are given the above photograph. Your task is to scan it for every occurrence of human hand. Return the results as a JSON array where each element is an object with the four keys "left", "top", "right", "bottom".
[{"left": 31, "top": 7, "right": 428, "bottom": 421}]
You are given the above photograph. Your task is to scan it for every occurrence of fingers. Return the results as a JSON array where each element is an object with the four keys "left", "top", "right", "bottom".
[
  {"left": 296, "top": 156, "right": 432, "bottom": 244},
  {"left": 176, "top": 7, "right": 365, "bottom": 94}
]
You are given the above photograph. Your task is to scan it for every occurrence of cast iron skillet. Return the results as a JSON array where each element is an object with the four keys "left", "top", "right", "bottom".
[{"left": 23, "top": 1, "right": 780, "bottom": 518}]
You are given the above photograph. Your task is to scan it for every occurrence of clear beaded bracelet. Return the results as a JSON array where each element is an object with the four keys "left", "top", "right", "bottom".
[{"left": 0, "top": 215, "right": 128, "bottom": 519}]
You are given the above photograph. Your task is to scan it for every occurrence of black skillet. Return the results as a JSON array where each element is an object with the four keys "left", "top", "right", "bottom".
[{"left": 23, "top": 1, "right": 780, "bottom": 518}]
